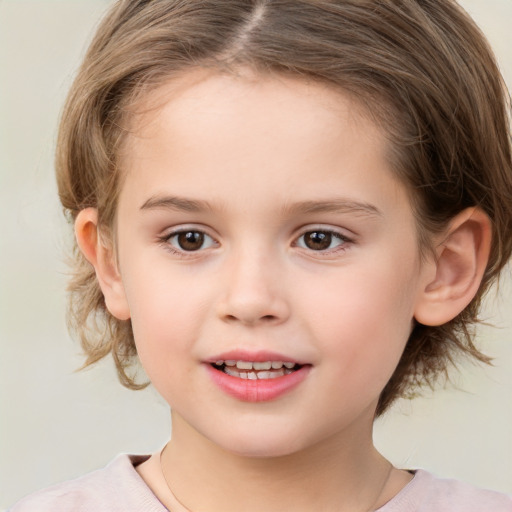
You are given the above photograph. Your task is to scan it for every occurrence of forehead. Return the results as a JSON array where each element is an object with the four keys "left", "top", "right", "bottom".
[
  {"left": 118, "top": 69, "right": 410, "bottom": 221},
  {"left": 126, "top": 68, "right": 374, "bottom": 142}
]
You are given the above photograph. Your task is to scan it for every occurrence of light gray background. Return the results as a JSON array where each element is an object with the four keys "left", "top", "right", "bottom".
[{"left": 1, "top": 0, "right": 511, "bottom": 508}]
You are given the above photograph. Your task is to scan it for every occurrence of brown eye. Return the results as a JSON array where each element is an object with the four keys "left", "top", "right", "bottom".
[
  {"left": 303, "top": 231, "right": 332, "bottom": 250},
  {"left": 296, "top": 230, "right": 347, "bottom": 252},
  {"left": 177, "top": 231, "right": 204, "bottom": 251},
  {"left": 168, "top": 230, "right": 215, "bottom": 252}
]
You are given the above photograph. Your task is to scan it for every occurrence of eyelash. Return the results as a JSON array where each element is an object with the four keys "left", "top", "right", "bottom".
[
  {"left": 293, "top": 229, "right": 352, "bottom": 256},
  {"left": 158, "top": 229, "right": 218, "bottom": 258},
  {"left": 158, "top": 227, "right": 353, "bottom": 258}
]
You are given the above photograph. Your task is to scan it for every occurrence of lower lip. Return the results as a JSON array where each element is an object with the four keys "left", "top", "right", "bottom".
[{"left": 205, "top": 364, "right": 311, "bottom": 402}]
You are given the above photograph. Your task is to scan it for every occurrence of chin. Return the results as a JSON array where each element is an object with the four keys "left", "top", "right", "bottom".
[
  {"left": 207, "top": 425, "right": 314, "bottom": 459},
  {"left": 225, "top": 441, "right": 304, "bottom": 459}
]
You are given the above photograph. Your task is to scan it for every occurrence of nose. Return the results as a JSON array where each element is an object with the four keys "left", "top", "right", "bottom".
[{"left": 216, "top": 248, "right": 290, "bottom": 326}]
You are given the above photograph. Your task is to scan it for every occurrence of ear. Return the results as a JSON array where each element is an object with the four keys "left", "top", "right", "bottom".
[
  {"left": 75, "top": 208, "right": 131, "bottom": 321},
  {"left": 414, "top": 207, "right": 491, "bottom": 326}
]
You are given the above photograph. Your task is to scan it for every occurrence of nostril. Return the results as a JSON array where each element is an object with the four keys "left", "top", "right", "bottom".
[
  {"left": 217, "top": 295, "right": 290, "bottom": 325},
  {"left": 223, "top": 313, "right": 278, "bottom": 324}
]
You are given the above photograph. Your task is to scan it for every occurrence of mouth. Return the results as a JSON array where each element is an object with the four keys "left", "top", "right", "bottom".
[
  {"left": 211, "top": 360, "right": 302, "bottom": 380},
  {"left": 205, "top": 355, "right": 311, "bottom": 402}
]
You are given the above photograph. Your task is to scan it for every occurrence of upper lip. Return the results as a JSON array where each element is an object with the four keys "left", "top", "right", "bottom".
[{"left": 205, "top": 349, "right": 308, "bottom": 366}]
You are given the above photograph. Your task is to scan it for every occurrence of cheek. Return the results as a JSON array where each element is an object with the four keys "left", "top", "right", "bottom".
[
  {"left": 121, "top": 263, "right": 212, "bottom": 379},
  {"left": 301, "top": 263, "right": 417, "bottom": 387}
]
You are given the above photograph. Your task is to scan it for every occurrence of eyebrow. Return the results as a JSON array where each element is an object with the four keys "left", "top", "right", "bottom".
[
  {"left": 140, "top": 194, "right": 382, "bottom": 218},
  {"left": 140, "top": 195, "right": 213, "bottom": 212},
  {"left": 283, "top": 199, "right": 382, "bottom": 218}
]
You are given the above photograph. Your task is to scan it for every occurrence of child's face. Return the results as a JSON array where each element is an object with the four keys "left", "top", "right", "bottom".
[{"left": 112, "top": 70, "right": 432, "bottom": 456}]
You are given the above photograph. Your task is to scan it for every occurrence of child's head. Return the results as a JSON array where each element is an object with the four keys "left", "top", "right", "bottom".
[{"left": 57, "top": 0, "right": 512, "bottom": 417}]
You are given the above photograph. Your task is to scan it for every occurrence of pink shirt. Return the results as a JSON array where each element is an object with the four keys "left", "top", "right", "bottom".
[{"left": 9, "top": 454, "right": 512, "bottom": 511}]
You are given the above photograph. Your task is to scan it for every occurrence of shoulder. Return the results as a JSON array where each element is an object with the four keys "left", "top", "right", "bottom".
[
  {"left": 379, "top": 469, "right": 512, "bottom": 512},
  {"left": 421, "top": 472, "right": 512, "bottom": 511},
  {"left": 8, "top": 454, "right": 167, "bottom": 512}
]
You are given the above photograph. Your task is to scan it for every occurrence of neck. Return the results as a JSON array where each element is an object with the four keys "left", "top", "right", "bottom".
[{"left": 160, "top": 409, "right": 393, "bottom": 512}]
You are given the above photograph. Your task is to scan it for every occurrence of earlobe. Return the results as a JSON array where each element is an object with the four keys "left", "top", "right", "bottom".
[
  {"left": 414, "top": 207, "right": 491, "bottom": 326},
  {"left": 75, "top": 208, "right": 131, "bottom": 321}
]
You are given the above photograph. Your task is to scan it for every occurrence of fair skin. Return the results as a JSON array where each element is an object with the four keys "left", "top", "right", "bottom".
[{"left": 76, "top": 70, "right": 491, "bottom": 512}]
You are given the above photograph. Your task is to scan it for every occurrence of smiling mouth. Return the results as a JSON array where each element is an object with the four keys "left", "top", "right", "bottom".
[{"left": 211, "top": 360, "right": 302, "bottom": 380}]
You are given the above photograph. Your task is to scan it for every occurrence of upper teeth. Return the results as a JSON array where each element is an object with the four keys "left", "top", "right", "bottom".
[{"left": 215, "top": 360, "right": 295, "bottom": 370}]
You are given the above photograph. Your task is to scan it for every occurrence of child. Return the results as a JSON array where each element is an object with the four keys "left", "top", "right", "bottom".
[{"left": 9, "top": 0, "right": 512, "bottom": 510}]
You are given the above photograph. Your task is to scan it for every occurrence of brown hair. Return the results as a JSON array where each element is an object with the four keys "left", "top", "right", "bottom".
[{"left": 56, "top": 0, "right": 512, "bottom": 414}]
